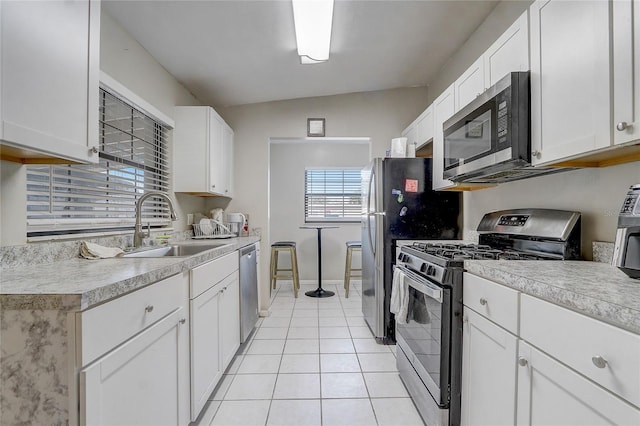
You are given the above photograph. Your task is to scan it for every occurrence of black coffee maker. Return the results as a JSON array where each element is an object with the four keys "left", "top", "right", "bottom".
[{"left": 613, "top": 184, "right": 640, "bottom": 279}]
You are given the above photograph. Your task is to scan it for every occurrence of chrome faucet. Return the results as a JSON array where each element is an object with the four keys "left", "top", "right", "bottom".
[{"left": 134, "top": 192, "right": 178, "bottom": 248}]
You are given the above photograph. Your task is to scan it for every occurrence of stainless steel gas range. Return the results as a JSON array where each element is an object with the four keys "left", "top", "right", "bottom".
[{"left": 394, "top": 209, "right": 582, "bottom": 426}]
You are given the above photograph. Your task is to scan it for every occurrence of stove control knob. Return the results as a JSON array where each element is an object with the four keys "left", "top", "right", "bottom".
[
  {"left": 427, "top": 266, "right": 436, "bottom": 276},
  {"left": 420, "top": 263, "right": 428, "bottom": 273}
]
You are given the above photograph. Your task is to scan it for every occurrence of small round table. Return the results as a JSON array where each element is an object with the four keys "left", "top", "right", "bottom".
[{"left": 299, "top": 225, "right": 338, "bottom": 298}]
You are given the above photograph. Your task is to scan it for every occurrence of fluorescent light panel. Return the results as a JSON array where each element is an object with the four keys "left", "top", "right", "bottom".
[{"left": 292, "top": 0, "right": 334, "bottom": 64}]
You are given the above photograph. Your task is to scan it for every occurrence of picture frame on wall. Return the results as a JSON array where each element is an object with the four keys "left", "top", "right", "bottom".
[{"left": 307, "top": 118, "right": 325, "bottom": 137}]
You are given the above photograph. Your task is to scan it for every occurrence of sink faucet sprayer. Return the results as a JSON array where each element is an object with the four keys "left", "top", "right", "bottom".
[{"left": 134, "top": 192, "right": 178, "bottom": 248}]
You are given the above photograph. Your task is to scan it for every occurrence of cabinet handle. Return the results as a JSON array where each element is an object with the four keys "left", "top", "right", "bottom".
[
  {"left": 145, "top": 305, "right": 154, "bottom": 313},
  {"left": 616, "top": 122, "right": 629, "bottom": 131},
  {"left": 212, "top": 184, "right": 216, "bottom": 188},
  {"left": 591, "top": 355, "right": 608, "bottom": 369},
  {"left": 518, "top": 357, "right": 528, "bottom": 367},
  {"left": 179, "top": 318, "right": 186, "bottom": 325},
  {"left": 531, "top": 150, "right": 541, "bottom": 158},
  {"left": 479, "top": 297, "right": 488, "bottom": 306},
  {"left": 90, "top": 146, "right": 99, "bottom": 154}
]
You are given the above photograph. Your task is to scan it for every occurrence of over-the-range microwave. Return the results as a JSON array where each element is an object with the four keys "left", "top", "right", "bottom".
[{"left": 442, "top": 71, "right": 564, "bottom": 184}]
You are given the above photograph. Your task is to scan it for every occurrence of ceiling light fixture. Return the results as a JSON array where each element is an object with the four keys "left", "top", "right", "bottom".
[{"left": 292, "top": 0, "right": 334, "bottom": 64}]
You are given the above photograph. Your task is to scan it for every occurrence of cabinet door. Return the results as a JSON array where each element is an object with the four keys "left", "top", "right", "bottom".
[
  {"left": 222, "top": 124, "right": 234, "bottom": 196},
  {"left": 190, "top": 284, "right": 222, "bottom": 420},
  {"left": 432, "top": 84, "right": 456, "bottom": 190},
  {"left": 455, "top": 57, "right": 485, "bottom": 111},
  {"left": 516, "top": 341, "right": 640, "bottom": 426},
  {"left": 529, "top": 0, "right": 611, "bottom": 165},
  {"left": 416, "top": 106, "right": 434, "bottom": 149},
  {"left": 613, "top": 0, "right": 640, "bottom": 145},
  {"left": 402, "top": 123, "right": 418, "bottom": 151},
  {"left": 80, "top": 309, "right": 189, "bottom": 426},
  {"left": 220, "top": 272, "right": 241, "bottom": 371},
  {"left": 484, "top": 11, "right": 529, "bottom": 88},
  {"left": 208, "top": 110, "right": 224, "bottom": 195},
  {"left": 0, "top": 0, "right": 99, "bottom": 164},
  {"left": 461, "top": 307, "right": 518, "bottom": 426}
]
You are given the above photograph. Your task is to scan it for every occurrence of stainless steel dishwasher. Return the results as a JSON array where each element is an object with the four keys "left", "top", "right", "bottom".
[{"left": 239, "top": 244, "right": 259, "bottom": 342}]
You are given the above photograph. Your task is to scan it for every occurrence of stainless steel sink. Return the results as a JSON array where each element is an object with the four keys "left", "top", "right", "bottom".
[{"left": 122, "top": 243, "right": 227, "bottom": 258}]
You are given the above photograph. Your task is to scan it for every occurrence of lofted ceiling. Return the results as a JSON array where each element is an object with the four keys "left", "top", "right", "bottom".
[{"left": 103, "top": 0, "right": 499, "bottom": 108}]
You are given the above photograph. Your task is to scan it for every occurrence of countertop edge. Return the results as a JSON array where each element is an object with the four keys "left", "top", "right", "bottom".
[
  {"left": 1, "top": 237, "right": 260, "bottom": 312},
  {"left": 463, "top": 260, "right": 640, "bottom": 335}
]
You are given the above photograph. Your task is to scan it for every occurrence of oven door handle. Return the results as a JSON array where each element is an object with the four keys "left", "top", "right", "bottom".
[{"left": 396, "top": 266, "right": 443, "bottom": 304}]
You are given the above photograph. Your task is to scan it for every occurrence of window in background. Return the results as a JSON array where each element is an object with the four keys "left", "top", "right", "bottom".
[
  {"left": 26, "top": 89, "right": 170, "bottom": 237},
  {"left": 304, "top": 168, "right": 362, "bottom": 223}
]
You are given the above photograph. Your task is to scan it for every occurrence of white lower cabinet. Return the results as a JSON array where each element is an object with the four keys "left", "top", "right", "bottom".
[
  {"left": 77, "top": 273, "right": 190, "bottom": 426},
  {"left": 462, "top": 273, "right": 519, "bottom": 426},
  {"left": 220, "top": 276, "right": 240, "bottom": 369},
  {"left": 461, "top": 307, "right": 518, "bottom": 426},
  {"left": 463, "top": 273, "right": 640, "bottom": 426},
  {"left": 190, "top": 284, "right": 222, "bottom": 418},
  {"left": 516, "top": 341, "right": 640, "bottom": 426},
  {"left": 80, "top": 309, "right": 189, "bottom": 426},
  {"left": 189, "top": 252, "right": 240, "bottom": 420}
]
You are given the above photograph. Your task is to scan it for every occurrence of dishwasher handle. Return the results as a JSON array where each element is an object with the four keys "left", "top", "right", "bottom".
[{"left": 240, "top": 244, "right": 256, "bottom": 257}]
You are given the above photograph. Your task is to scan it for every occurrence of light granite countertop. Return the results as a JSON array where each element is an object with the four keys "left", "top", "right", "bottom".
[
  {"left": 0, "top": 236, "right": 260, "bottom": 311},
  {"left": 464, "top": 260, "right": 640, "bottom": 334}
]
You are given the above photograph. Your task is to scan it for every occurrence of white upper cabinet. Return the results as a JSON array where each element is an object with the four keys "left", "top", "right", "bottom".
[
  {"left": 0, "top": 0, "right": 100, "bottom": 164},
  {"left": 484, "top": 11, "right": 530, "bottom": 88},
  {"left": 174, "top": 106, "right": 234, "bottom": 197},
  {"left": 613, "top": 0, "right": 640, "bottom": 146},
  {"left": 529, "top": 0, "right": 612, "bottom": 166},
  {"left": 401, "top": 122, "right": 418, "bottom": 148},
  {"left": 432, "top": 85, "right": 457, "bottom": 190},
  {"left": 454, "top": 11, "right": 529, "bottom": 113},
  {"left": 454, "top": 57, "right": 485, "bottom": 111},
  {"left": 402, "top": 105, "right": 433, "bottom": 151}
]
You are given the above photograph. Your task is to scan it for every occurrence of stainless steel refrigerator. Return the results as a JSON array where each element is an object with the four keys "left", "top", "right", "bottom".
[{"left": 361, "top": 158, "right": 461, "bottom": 343}]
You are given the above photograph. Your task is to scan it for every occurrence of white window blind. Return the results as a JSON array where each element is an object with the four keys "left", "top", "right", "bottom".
[
  {"left": 304, "top": 168, "right": 362, "bottom": 222},
  {"left": 26, "top": 89, "right": 170, "bottom": 236}
]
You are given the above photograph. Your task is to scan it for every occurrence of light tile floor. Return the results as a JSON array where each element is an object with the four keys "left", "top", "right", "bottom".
[{"left": 197, "top": 281, "right": 425, "bottom": 426}]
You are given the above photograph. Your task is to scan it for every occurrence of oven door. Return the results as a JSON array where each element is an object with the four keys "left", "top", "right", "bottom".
[{"left": 395, "top": 265, "right": 451, "bottom": 408}]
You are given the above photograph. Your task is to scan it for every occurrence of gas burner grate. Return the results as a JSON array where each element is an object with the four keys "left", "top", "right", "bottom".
[{"left": 406, "top": 242, "right": 553, "bottom": 261}]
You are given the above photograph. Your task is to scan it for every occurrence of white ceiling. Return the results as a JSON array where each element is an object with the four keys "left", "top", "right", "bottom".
[{"left": 103, "top": 0, "right": 499, "bottom": 108}]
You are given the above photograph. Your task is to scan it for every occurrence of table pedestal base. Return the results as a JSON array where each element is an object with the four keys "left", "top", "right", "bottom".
[{"left": 305, "top": 287, "right": 335, "bottom": 298}]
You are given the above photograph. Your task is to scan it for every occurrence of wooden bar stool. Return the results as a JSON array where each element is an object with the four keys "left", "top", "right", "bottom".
[
  {"left": 270, "top": 241, "right": 301, "bottom": 298},
  {"left": 343, "top": 241, "right": 362, "bottom": 298}
]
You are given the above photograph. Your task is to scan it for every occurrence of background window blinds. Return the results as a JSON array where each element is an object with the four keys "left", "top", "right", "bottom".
[
  {"left": 26, "top": 89, "right": 170, "bottom": 236},
  {"left": 304, "top": 168, "right": 362, "bottom": 222}
]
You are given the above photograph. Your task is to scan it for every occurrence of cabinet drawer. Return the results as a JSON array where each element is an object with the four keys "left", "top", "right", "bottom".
[
  {"left": 463, "top": 273, "right": 520, "bottom": 334},
  {"left": 191, "top": 251, "right": 238, "bottom": 298},
  {"left": 521, "top": 294, "right": 640, "bottom": 407},
  {"left": 79, "top": 273, "right": 186, "bottom": 366}
]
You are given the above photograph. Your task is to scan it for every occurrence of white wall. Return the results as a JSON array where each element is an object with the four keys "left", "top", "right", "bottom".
[
  {"left": 217, "top": 87, "right": 429, "bottom": 310},
  {"left": 270, "top": 139, "right": 369, "bottom": 282},
  {"left": 100, "top": 12, "right": 207, "bottom": 234},
  {"left": 426, "top": 0, "right": 638, "bottom": 258}
]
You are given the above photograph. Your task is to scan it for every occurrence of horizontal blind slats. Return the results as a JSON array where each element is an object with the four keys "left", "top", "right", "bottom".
[
  {"left": 26, "top": 89, "right": 171, "bottom": 234},
  {"left": 304, "top": 169, "right": 362, "bottom": 222}
]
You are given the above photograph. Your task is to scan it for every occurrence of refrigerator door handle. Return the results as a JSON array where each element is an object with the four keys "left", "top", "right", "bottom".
[{"left": 366, "top": 167, "right": 376, "bottom": 256}]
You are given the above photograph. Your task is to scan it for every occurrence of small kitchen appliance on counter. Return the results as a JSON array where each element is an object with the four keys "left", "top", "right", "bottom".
[
  {"left": 613, "top": 184, "right": 640, "bottom": 278},
  {"left": 226, "top": 212, "right": 247, "bottom": 237},
  {"left": 395, "top": 208, "right": 581, "bottom": 426}
]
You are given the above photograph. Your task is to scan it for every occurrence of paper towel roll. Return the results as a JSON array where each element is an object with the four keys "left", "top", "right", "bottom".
[{"left": 390, "top": 137, "right": 407, "bottom": 158}]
